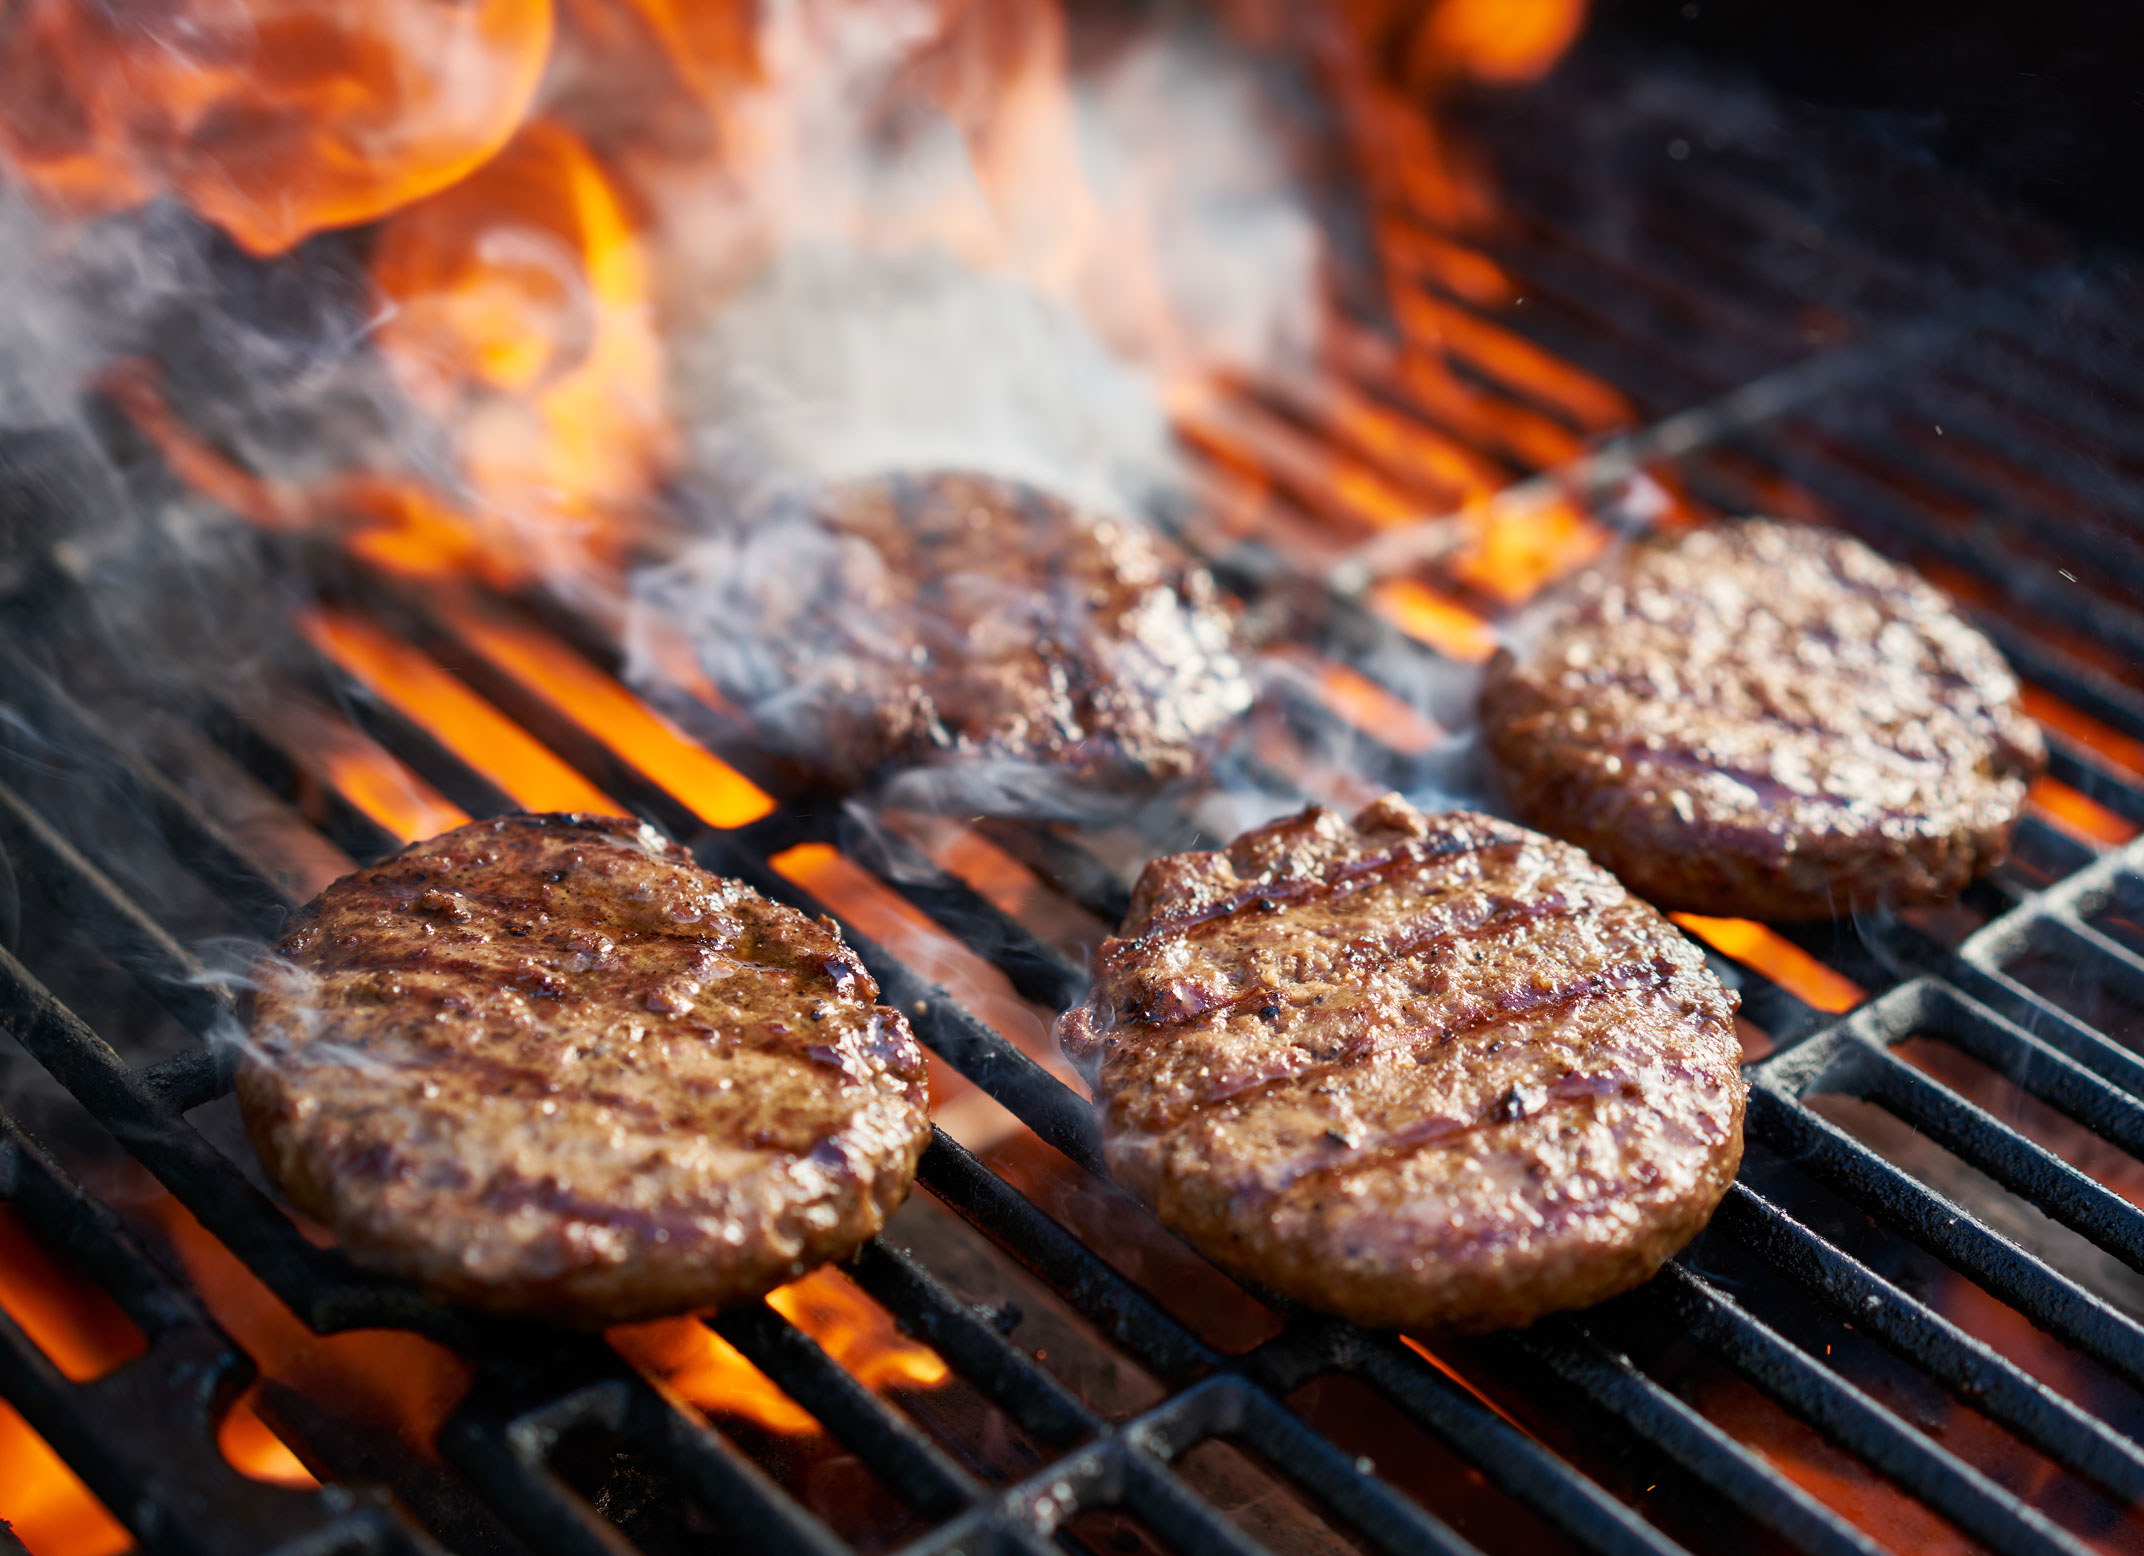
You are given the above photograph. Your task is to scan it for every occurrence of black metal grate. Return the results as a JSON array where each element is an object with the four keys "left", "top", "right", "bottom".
[{"left": 5, "top": 28, "right": 2144, "bottom": 1556}]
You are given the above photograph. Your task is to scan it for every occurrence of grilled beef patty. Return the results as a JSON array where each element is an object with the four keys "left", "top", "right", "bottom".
[
  {"left": 1481, "top": 519, "right": 2045, "bottom": 921},
  {"left": 633, "top": 471, "right": 1254, "bottom": 804},
  {"left": 1056, "top": 795, "right": 1744, "bottom": 1332},
  {"left": 239, "top": 814, "right": 932, "bottom": 1326}
]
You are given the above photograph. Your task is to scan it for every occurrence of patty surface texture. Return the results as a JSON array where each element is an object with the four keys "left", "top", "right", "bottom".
[
  {"left": 240, "top": 813, "right": 932, "bottom": 1326},
  {"left": 1481, "top": 518, "right": 2045, "bottom": 920},
  {"left": 630, "top": 471, "right": 1253, "bottom": 805},
  {"left": 1056, "top": 795, "right": 1745, "bottom": 1332}
]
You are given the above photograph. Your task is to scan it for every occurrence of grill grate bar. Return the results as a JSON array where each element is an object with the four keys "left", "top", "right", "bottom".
[
  {"left": 1739, "top": 425, "right": 2144, "bottom": 667},
  {"left": 1512, "top": 1320, "right": 1890, "bottom": 1556},
  {"left": 841, "top": 1239, "right": 1096, "bottom": 1447},
  {"left": 1213, "top": 1375, "right": 1490, "bottom": 1556},
  {"left": 0, "top": 773, "right": 235, "bottom": 1040},
  {"left": 2045, "top": 740, "right": 2144, "bottom": 826},
  {"left": 0, "top": 937, "right": 480, "bottom": 1345},
  {"left": 915, "top": 1132, "right": 1217, "bottom": 1382},
  {"left": 710, "top": 1300, "right": 981, "bottom": 1519},
  {"left": 1677, "top": 452, "right": 2144, "bottom": 744},
  {"left": 1651, "top": 1264, "right": 2095, "bottom": 1556},
  {"left": 1712, "top": 1183, "right": 2144, "bottom": 1498},
  {"left": 0, "top": 1107, "right": 447, "bottom": 1555},
  {"left": 1845, "top": 1044, "right": 2144, "bottom": 1270},
  {"left": 1339, "top": 1332, "right": 1689, "bottom": 1556},
  {"left": 0, "top": 639, "right": 296, "bottom": 938},
  {"left": 1887, "top": 961, "right": 2144, "bottom": 1154},
  {"left": 1873, "top": 928, "right": 2144, "bottom": 1106},
  {"left": 10, "top": 564, "right": 2144, "bottom": 1556},
  {"left": 1744, "top": 1078, "right": 2144, "bottom": 1396},
  {"left": 441, "top": 1371, "right": 841, "bottom": 1556}
]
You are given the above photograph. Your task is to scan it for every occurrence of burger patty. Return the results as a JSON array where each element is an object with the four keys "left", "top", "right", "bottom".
[
  {"left": 632, "top": 471, "right": 1254, "bottom": 803},
  {"left": 1480, "top": 518, "right": 2045, "bottom": 921},
  {"left": 1056, "top": 795, "right": 1745, "bottom": 1333},
  {"left": 239, "top": 813, "right": 932, "bottom": 1327}
]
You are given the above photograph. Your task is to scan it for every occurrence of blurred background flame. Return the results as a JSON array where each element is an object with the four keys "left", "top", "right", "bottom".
[{"left": 0, "top": 0, "right": 555, "bottom": 256}]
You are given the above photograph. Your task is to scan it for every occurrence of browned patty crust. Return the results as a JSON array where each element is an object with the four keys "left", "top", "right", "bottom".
[
  {"left": 240, "top": 814, "right": 932, "bottom": 1326},
  {"left": 1480, "top": 518, "right": 2046, "bottom": 921},
  {"left": 638, "top": 471, "right": 1254, "bottom": 800},
  {"left": 1057, "top": 795, "right": 1745, "bottom": 1333}
]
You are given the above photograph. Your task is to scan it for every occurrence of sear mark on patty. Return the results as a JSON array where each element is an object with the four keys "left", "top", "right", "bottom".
[
  {"left": 1056, "top": 795, "right": 1746, "bottom": 1333},
  {"left": 1480, "top": 517, "right": 2045, "bottom": 921},
  {"left": 239, "top": 812, "right": 932, "bottom": 1327}
]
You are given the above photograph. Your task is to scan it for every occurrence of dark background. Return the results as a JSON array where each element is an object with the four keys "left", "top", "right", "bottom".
[{"left": 1598, "top": 0, "right": 2144, "bottom": 251}]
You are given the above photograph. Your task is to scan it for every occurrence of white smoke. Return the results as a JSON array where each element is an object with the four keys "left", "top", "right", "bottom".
[{"left": 640, "top": 1, "right": 1322, "bottom": 517}]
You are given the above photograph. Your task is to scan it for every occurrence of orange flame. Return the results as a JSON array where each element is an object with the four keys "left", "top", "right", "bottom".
[
  {"left": 771, "top": 841, "right": 1071, "bottom": 1087},
  {"left": 1404, "top": 0, "right": 1591, "bottom": 86},
  {"left": 610, "top": 0, "right": 761, "bottom": 101},
  {"left": 140, "top": 1190, "right": 471, "bottom": 1490},
  {"left": 1671, "top": 915, "right": 1865, "bottom": 1016},
  {"left": 1366, "top": 577, "right": 1500, "bottom": 663},
  {"left": 1448, "top": 492, "right": 1613, "bottom": 604},
  {"left": 0, "top": 1206, "right": 144, "bottom": 1555},
  {"left": 298, "top": 606, "right": 621, "bottom": 815},
  {"left": 2028, "top": 777, "right": 2138, "bottom": 849},
  {"left": 219, "top": 1385, "right": 321, "bottom": 1489},
  {"left": 0, "top": 0, "right": 553, "bottom": 256},
  {"left": 439, "top": 601, "right": 773, "bottom": 829},
  {"left": 0, "top": 1207, "right": 147, "bottom": 1384},
  {"left": 270, "top": 700, "right": 471, "bottom": 845},
  {"left": 1302, "top": 655, "right": 1446, "bottom": 757},
  {"left": 0, "top": 1197, "right": 320, "bottom": 1520},
  {"left": 370, "top": 119, "right": 672, "bottom": 583},
  {"left": 2020, "top": 687, "right": 2144, "bottom": 778},
  {"left": 0, "top": 1398, "right": 131, "bottom": 1556},
  {"left": 610, "top": 1268, "right": 947, "bottom": 1437}
]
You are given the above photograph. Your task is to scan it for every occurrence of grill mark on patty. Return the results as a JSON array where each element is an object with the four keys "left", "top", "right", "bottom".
[
  {"left": 240, "top": 813, "right": 932, "bottom": 1326},
  {"left": 1249, "top": 1068, "right": 1656, "bottom": 1201},
  {"left": 1132, "top": 832, "right": 1510, "bottom": 941},
  {"left": 1482, "top": 518, "right": 2044, "bottom": 920},
  {"left": 1121, "top": 893, "right": 1617, "bottom": 1029},
  {"left": 1150, "top": 954, "right": 1685, "bottom": 1128},
  {"left": 1060, "top": 795, "right": 1745, "bottom": 1333}
]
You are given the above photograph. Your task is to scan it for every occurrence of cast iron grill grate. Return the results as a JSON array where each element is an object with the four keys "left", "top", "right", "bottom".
[{"left": 5, "top": 33, "right": 2144, "bottom": 1556}]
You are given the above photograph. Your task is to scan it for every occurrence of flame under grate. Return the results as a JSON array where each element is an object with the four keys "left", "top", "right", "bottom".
[{"left": 4, "top": 30, "right": 2144, "bottom": 1556}]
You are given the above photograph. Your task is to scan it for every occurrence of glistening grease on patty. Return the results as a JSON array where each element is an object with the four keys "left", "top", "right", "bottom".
[
  {"left": 240, "top": 813, "right": 931, "bottom": 1327},
  {"left": 1481, "top": 518, "right": 2045, "bottom": 921},
  {"left": 1057, "top": 795, "right": 1745, "bottom": 1333}
]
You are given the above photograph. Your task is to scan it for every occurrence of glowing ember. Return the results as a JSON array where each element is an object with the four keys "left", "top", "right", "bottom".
[
  {"left": 275, "top": 701, "right": 471, "bottom": 844},
  {"left": 0, "top": 0, "right": 552, "bottom": 255},
  {"left": 0, "top": 1207, "right": 148, "bottom": 1555},
  {"left": 2020, "top": 687, "right": 2144, "bottom": 777},
  {"left": 0, "top": 1207, "right": 146, "bottom": 1383},
  {"left": 1392, "top": 291, "right": 1631, "bottom": 435},
  {"left": 440, "top": 601, "right": 773, "bottom": 828},
  {"left": 1671, "top": 915, "right": 1865, "bottom": 1015},
  {"left": 611, "top": 1268, "right": 947, "bottom": 1437},
  {"left": 1366, "top": 577, "right": 1499, "bottom": 663},
  {"left": 1272, "top": 650, "right": 1444, "bottom": 756},
  {"left": 220, "top": 1385, "right": 320, "bottom": 1489},
  {"left": 2027, "top": 776, "right": 2138, "bottom": 848},
  {"left": 298, "top": 606, "right": 621, "bottom": 815},
  {"left": 1447, "top": 492, "right": 1613, "bottom": 604},
  {"left": 0, "top": 1399, "right": 130, "bottom": 1556}
]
